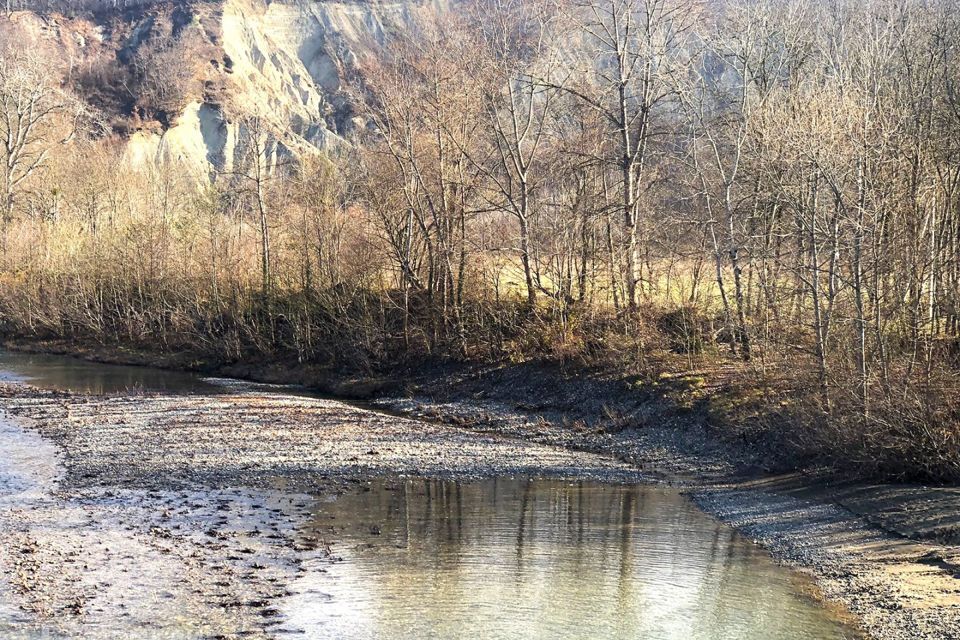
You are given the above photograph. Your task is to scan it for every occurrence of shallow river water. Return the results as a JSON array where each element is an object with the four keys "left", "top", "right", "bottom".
[
  {"left": 0, "top": 350, "right": 862, "bottom": 639},
  {"left": 0, "top": 350, "right": 220, "bottom": 395},
  {"left": 283, "top": 477, "right": 859, "bottom": 640}
]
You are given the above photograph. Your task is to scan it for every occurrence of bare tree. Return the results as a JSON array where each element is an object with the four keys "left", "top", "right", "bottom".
[
  {"left": 0, "top": 52, "right": 68, "bottom": 252},
  {"left": 466, "top": 0, "right": 563, "bottom": 308},
  {"left": 557, "top": 0, "right": 697, "bottom": 309},
  {"left": 231, "top": 114, "right": 279, "bottom": 296}
]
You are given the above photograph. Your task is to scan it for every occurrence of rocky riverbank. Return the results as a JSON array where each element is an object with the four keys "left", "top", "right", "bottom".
[
  {"left": 374, "top": 387, "right": 960, "bottom": 640},
  {"left": 0, "top": 351, "right": 958, "bottom": 639},
  {"left": 0, "top": 379, "right": 646, "bottom": 638}
]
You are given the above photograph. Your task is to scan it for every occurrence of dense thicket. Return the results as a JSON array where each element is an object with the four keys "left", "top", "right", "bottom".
[{"left": 2, "top": 0, "right": 960, "bottom": 481}]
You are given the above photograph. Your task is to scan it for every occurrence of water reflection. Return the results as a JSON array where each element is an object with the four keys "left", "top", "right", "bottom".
[
  {"left": 0, "top": 351, "right": 218, "bottom": 395},
  {"left": 285, "top": 478, "right": 860, "bottom": 639}
]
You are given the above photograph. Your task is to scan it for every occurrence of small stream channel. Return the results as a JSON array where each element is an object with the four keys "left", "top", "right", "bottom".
[{"left": 0, "top": 350, "right": 862, "bottom": 639}]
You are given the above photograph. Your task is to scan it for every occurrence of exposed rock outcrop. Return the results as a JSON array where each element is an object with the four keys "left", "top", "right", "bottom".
[{"left": 6, "top": 0, "right": 437, "bottom": 175}]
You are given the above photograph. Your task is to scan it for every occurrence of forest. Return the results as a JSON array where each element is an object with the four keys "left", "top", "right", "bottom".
[{"left": 1, "top": 0, "right": 960, "bottom": 481}]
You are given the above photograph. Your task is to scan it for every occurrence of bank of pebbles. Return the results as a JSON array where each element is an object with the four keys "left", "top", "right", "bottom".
[{"left": 0, "top": 382, "right": 645, "bottom": 638}]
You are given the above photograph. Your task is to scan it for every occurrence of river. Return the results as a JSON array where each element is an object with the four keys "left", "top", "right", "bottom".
[{"left": 0, "top": 350, "right": 861, "bottom": 639}]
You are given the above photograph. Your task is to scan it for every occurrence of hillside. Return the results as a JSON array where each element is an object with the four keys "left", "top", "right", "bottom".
[{"left": 4, "top": 0, "right": 430, "bottom": 174}]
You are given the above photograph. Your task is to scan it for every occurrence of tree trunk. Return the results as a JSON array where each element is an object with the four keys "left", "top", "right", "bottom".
[
  {"left": 623, "top": 158, "right": 639, "bottom": 310},
  {"left": 854, "top": 159, "right": 869, "bottom": 415},
  {"left": 257, "top": 181, "right": 270, "bottom": 296},
  {"left": 2, "top": 189, "right": 12, "bottom": 255},
  {"left": 518, "top": 186, "right": 536, "bottom": 309},
  {"left": 807, "top": 175, "right": 829, "bottom": 406},
  {"left": 725, "top": 186, "right": 750, "bottom": 361}
]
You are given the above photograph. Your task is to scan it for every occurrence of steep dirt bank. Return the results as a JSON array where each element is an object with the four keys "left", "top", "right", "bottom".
[{"left": 6, "top": 0, "right": 438, "bottom": 173}]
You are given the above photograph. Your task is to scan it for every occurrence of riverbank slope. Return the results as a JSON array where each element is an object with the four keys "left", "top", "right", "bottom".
[{"left": 2, "top": 343, "right": 960, "bottom": 638}]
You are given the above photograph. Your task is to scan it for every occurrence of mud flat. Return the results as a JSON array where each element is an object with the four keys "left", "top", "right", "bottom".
[{"left": 0, "top": 398, "right": 320, "bottom": 639}]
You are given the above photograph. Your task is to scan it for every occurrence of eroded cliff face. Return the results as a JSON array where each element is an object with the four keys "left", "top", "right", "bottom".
[
  {"left": 126, "top": 0, "right": 435, "bottom": 176},
  {"left": 9, "top": 0, "right": 436, "bottom": 176}
]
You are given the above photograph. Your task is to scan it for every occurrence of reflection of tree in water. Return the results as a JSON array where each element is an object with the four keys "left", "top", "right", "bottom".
[{"left": 294, "top": 478, "right": 854, "bottom": 639}]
